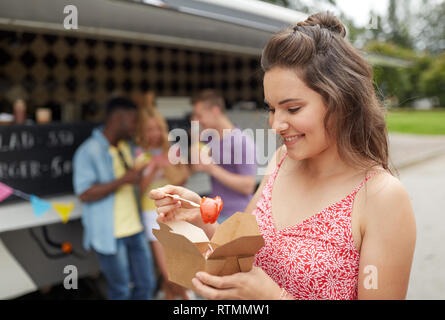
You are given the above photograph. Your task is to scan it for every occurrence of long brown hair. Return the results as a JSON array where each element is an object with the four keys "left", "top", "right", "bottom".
[{"left": 261, "top": 11, "right": 394, "bottom": 174}]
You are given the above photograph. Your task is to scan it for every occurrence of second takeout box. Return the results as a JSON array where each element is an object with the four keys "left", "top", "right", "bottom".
[{"left": 152, "top": 211, "right": 265, "bottom": 290}]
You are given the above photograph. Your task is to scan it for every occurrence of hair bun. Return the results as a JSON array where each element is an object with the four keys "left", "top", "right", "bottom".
[{"left": 297, "top": 11, "right": 346, "bottom": 38}]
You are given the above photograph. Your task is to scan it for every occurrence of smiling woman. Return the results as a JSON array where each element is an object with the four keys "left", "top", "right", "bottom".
[{"left": 149, "top": 11, "right": 416, "bottom": 300}]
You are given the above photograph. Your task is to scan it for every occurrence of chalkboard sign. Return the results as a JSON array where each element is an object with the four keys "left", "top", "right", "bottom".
[
  {"left": 0, "top": 123, "right": 96, "bottom": 202},
  {"left": 0, "top": 119, "right": 190, "bottom": 203}
]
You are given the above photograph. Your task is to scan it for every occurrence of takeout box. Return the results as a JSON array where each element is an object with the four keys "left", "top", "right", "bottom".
[{"left": 152, "top": 212, "right": 265, "bottom": 290}]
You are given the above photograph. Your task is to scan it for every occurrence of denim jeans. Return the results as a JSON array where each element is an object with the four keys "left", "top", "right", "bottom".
[{"left": 96, "top": 231, "right": 157, "bottom": 300}]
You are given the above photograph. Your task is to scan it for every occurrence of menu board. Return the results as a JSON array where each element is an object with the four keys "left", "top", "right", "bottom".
[
  {"left": 0, "top": 119, "right": 189, "bottom": 203},
  {"left": 0, "top": 123, "right": 95, "bottom": 201}
]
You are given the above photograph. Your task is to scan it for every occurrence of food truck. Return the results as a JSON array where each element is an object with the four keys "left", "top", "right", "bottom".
[{"left": 0, "top": 0, "right": 308, "bottom": 299}]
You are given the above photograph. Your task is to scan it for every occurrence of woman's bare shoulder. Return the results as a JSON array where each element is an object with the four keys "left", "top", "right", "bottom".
[
  {"left": 356, "top": 169, "right": 415, "bottom": 230},
  {"left": 363, "top": 169, "right": 409, "bottom": 203}
]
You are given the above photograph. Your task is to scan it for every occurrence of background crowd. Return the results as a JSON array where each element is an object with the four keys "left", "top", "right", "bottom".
[{"left": 73, "top": 90, "right": 257, "bottom": 299}]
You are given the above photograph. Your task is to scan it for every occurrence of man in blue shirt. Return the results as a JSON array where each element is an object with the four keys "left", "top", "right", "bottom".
[{"left": 73, "top": 97, "right": 156, "bottom": 300}]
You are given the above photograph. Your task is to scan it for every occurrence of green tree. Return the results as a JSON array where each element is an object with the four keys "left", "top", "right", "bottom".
[
  {"left": 360, "top": 0, "right": 444, "bottom": 54},
  {"left": 420, "top": 52, "right": 445, "bottom": 105},
  {"left": 385, "top": 0, "right": 413, "bottom": 49},
  {"left": 413, "top": 0, "right": 445, "bottom": 54},
  {"left": 366, "top": 41, "right": 426, "bottom": 106}
]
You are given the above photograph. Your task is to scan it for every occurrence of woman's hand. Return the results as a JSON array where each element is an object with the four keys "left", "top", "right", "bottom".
[
  {"left": 191, "top": 266, "right": 283, "bottom": 300},
  {"left": 149, "top": 185, "right": 202, "bottom": 225}
]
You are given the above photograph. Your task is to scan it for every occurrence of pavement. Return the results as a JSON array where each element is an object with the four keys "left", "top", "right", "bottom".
[
  {"left": 399, "top": 152, "right": 445, "bottom": 299},
  {"left": 388, "top": 133, "right": 445, "bottom": 299},
  {"left": 388, "top": 133, "right": 445, "bottom": 169}
]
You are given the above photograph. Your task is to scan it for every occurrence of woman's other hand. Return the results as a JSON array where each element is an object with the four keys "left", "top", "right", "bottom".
[
  {"left": 149, "top": 185, "right": 202, "bottom": 225},
  {"left": 191, "top": 266, "right": 286, "bottom": 300}
]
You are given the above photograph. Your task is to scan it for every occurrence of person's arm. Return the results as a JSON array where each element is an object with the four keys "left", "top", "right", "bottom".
[
  {"left": 192, "top": 134, "right": 258, "bottom": 195},
  {"left": 79, "top": 178, "right": 124, "bottom": 203},
  {"left": 206, "top": 164, "right": 256, "bottom": 195},
  {"left": 79, "top": 167, "right": 145, "bottom": 203},
  {"left": 356, "top": 173, "right": 416, "bottom": 299}
]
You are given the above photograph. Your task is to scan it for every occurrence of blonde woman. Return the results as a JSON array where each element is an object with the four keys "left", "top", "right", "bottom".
[{"left": 135, "top": 108, "right": 190, "bottom": 299}]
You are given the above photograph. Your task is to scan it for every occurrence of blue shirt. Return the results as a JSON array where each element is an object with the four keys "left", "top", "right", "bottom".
[{"left": 72, "top": 127, "right": 140, "bottom": 254}]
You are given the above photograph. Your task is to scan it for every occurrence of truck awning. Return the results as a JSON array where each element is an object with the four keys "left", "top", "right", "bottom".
[
  {"left": 0, "top": 0, "right": 412, "bottom": 66},
  {"left": 0, "top": 0, "right": 306, "bottom": 55}
]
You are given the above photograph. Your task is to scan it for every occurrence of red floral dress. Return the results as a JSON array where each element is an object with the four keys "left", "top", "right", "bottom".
[{"left": 253, "top": 152, "right": 376, "bottom": 300}]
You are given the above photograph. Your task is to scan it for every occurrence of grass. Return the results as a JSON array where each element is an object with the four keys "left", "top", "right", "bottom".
[{"left": 385, "top": 109, "right": 445, "bottom": 135}]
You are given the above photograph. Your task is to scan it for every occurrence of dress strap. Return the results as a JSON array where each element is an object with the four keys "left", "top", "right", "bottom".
[
  {"left": 277, "top": 150, "right": 288, "bottom": 167},
  {"left": 351, "top": 170, "right": 380, "bottom": 196},
  {"left": 262, "top": 150, "right": 288, "bottom": 191}
]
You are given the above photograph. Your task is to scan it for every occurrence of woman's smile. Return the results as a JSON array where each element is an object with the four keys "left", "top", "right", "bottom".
[{"left": 282, "top": 134, "right": 305, "bottom": 146}]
